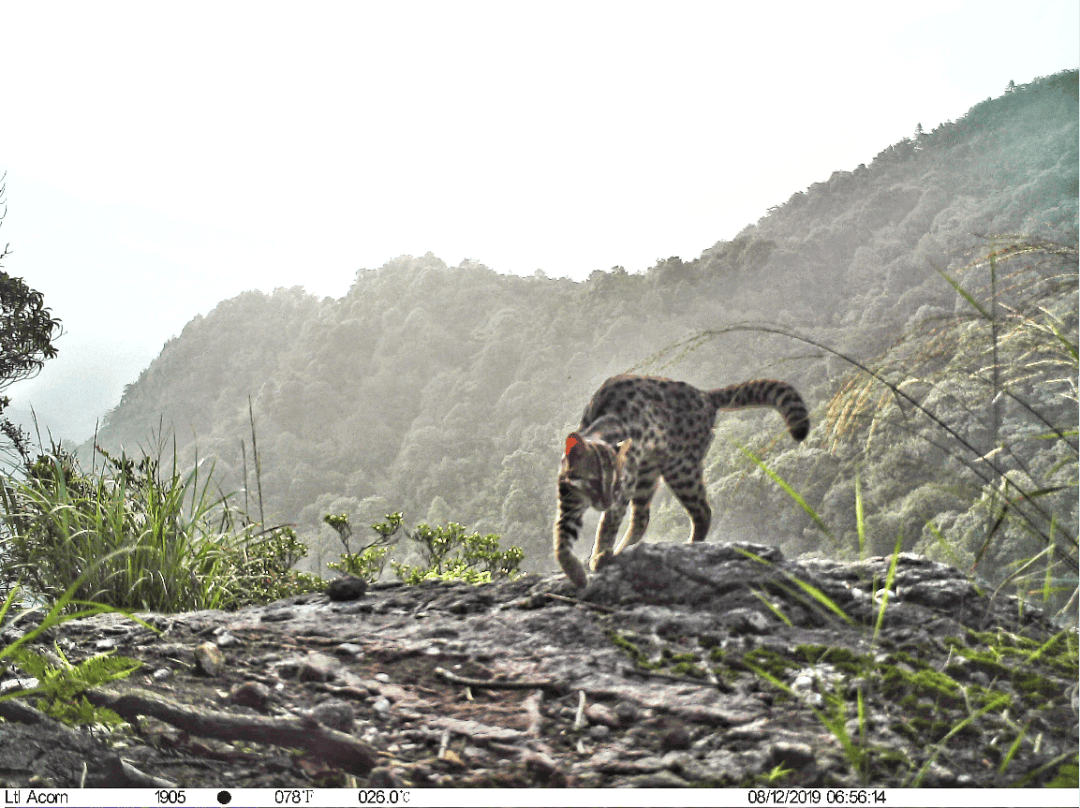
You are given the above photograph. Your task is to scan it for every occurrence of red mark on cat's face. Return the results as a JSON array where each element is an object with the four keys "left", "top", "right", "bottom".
[{"left": 565, "top": 435, "right": 580, "bottom": 455}]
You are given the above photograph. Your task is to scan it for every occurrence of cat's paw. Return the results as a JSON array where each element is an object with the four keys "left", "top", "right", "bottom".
[{"left": 559, "top": 556, "right": 589, "bottom": 589}]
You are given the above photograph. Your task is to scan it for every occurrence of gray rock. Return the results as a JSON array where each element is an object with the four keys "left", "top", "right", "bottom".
[
  {"left": 193, "top": 641, "right": 225, "bottom": 676},
  {"left": 310, "top": 700, "right": 355, "bottom": 732},
  {"left": 13, "top": 541, "right": 1068, "bottom": 789},
  {"left": 326, "top": 576, "right": 369, "bottom": 601},
  {"left": 229, "top": 681, "right": 271, "bottom": 712}
]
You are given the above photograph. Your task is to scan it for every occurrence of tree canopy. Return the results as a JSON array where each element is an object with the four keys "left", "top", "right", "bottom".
[
  {"left": 0, "top": 173, "right": 63, "bottom": 457},
  {"left": 86, "top": 71, "right": 1078, "bottom": 584}
]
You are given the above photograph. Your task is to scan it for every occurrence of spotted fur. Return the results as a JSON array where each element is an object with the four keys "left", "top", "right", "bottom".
[{"left": 554, "top": 375, "right": 809, "bottom": 588}]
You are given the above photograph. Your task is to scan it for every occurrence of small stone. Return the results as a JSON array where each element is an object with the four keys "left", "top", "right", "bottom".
[
  {"left": 326, "top": 576, "right": 369, "bottom": 601},
  {"left": 334, "top": 643, "right": 363, "bottom": 657},
  {"left": 623, "top": 770, "right": 690, "bottom": 788},
  {"left": 214, "top": 632, "right": 240, "bottom": 648},
  {"left": 614, "top": 701, "right": 641, "bottom": 725},
  {"left": 0, "top": 677, "right": 39, "bottom": 694},
  {"left": 367, "top": 767, "right": 405, "bottom": 788},
  {"left": 372, "top": 697, "right": 391, "bottom": 716},
  {"left": 274, "top": 660, "right": 301, "bottom": 679},
  {"left": 660, "top": 724, "right": 692, "bottom": 752},
  {"left": 720, "top": 607, "right": 771, "bottom": 634},
  {"left": 152, "top": 668, "right": 173, "bottom": 682},
  {"left": 0, "top": 627, "right": 26, "bottom": 645},
  {"left": 261, "top": 607, "right": 296, "bottom": 622},
  {"left": 298, "top": 652, "right": 341, "bottom": 683},
  {"left": 229, "top": 681, "right": 271, "bottom": 712},
  {"left": 461, "top": 744, "right": 488, "bottom": 762},
  {"left": 585, "top": 702, "right": 621, "bottom": 728},
  {"left": 374, "top": 673, "right": 391, "bottom": 683},
  {"left": 522, "top": 751, "right": 568, "bottom": 787},
  {"left": 310, "top": 700, "right": 355, "bottom": 732},
  {"left": 769, "top": 741, "right": 816, "bottom": 770},
  {"left": 588, "top": 724, "right": 610, "bottom": 739},
  {"left": 193, "top": 642, "right": 225, "bottom": 676}
]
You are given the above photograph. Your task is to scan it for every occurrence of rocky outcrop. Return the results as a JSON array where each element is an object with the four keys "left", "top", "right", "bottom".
[{"left": 0, "top": 542, "right": 1076, "bottom": 788}]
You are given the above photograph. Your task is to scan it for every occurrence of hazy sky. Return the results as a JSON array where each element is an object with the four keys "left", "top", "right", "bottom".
[{"left": 1, "top": 0, "right": 1077, "bottom": 445}]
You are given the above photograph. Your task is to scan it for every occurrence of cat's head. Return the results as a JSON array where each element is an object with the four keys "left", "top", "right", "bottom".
[{"left": 560, "top": 432, "right": 632, "bottom": 511}]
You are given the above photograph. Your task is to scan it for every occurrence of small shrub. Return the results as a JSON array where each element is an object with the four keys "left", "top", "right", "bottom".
[
  {"left": 0, "top": 577, "right": 145, "bottom": 730},
  {"left": 327, "top": 512, "right": 524, "bottom": 585},
  {"left": 325, "top": 511, "right": 401, "bottom": 582},
  {"left": 391, "top": 521, "right": 524, "bottom": 585}
]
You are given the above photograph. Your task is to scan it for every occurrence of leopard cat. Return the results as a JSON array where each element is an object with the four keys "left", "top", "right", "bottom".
[{"left": 553, "top": 375, "right": 809, "bottom": 588}]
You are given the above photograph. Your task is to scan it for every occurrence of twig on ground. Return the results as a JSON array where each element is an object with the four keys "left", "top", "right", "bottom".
[
  {"left": 83, "top": 686, "right": 377, "bottom": 775},
  {"left": 523, "top": 689, "right": 544, "bottom": 737},
  {"left": 573, "top": 690, "right": 587, "bottom": 730},
  {"left": 435, "top": 666, "right": 567, "bottom": 695},
  {"left": 543, "top": 593, "right": 617, "bottom": 613},
  {"left": 621, "top": 665, "right": 731, "bottom": 690}
]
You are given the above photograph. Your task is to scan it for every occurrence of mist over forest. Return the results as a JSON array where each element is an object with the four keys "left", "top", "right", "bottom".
[{"left": 84, "top": 71, "right": 1078, "bottom": 579}]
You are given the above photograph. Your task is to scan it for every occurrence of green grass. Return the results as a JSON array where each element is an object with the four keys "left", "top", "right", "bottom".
[{"left": 0, "top": 437, "right": 322, "bottom": 613}]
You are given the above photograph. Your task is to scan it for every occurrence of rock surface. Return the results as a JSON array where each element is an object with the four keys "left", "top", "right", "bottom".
[{"left": 0, "top": 542, "right": 1076, "bottom": 788}]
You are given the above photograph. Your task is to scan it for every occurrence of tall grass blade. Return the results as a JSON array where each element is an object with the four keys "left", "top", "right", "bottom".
[
  {"left": 734, "top": 546, "right": 853, "bottom": 625},
  {"left": 872, "top": 535, "right": 903, "bottom": 643},
  {"left": 908, "top": 694, "right": 1010, "bottom": 786},
  {"left": 737, "top": 444, "right": 834, "bottom": 544},
  {"left": 747, "top": 663, "right": 866, "bottom": 781},
  {"left": 935, "top": 267, "right": 992, "bottom": 321},
  {"left": 750, "top": 588, "right": 792, "bottom": 626},
  {"left": 782, "top": 573, "right": 855, "bottom": 625},
  {"left": 855, "top": 474, "right": 866, "bottom": 556}
]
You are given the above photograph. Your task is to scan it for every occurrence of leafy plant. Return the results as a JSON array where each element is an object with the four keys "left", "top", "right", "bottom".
[
  {"left": 325, "top": 511, "right": 401, "bottom": 582},
  {"left": 0, "top": 568, "right": 146, "bottom": 730},
  {"left": 391, "top": 520, "right": 524, "bottom": 585},
  {"left": 224, "top": 524, "right": 324, "bottom": 607},
  {"left": 0, "top": 174, "right": 63, "bottom": 465},
  {"left": 0, "top": 175, "right": 63, "bottom": 409},
  {"left": 327, "top": 511, "right": 524, "bottom": 585}
]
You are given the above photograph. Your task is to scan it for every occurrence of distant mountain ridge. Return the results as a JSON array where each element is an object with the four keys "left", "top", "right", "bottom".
[{"left": 86, "top": 70, "right": 1078, "bottom": 574}]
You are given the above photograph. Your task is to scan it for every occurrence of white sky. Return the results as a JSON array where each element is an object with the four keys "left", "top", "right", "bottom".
[{"left": 1, "top": 0, "right": 1077, "bottom": 444}]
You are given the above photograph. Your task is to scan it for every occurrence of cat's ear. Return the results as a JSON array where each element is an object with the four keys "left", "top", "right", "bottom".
[{"left": 565, "top": 432, "right": 587, "bottom": 460}]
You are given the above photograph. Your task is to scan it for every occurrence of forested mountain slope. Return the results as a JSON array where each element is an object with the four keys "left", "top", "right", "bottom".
[{"left": 86, "top": 71, "right": 1078, "bottom": 579}]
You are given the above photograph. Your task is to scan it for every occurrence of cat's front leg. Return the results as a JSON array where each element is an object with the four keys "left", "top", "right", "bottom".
[{"left": 590, "top": 499, "right": 628, "bottom": 572}]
